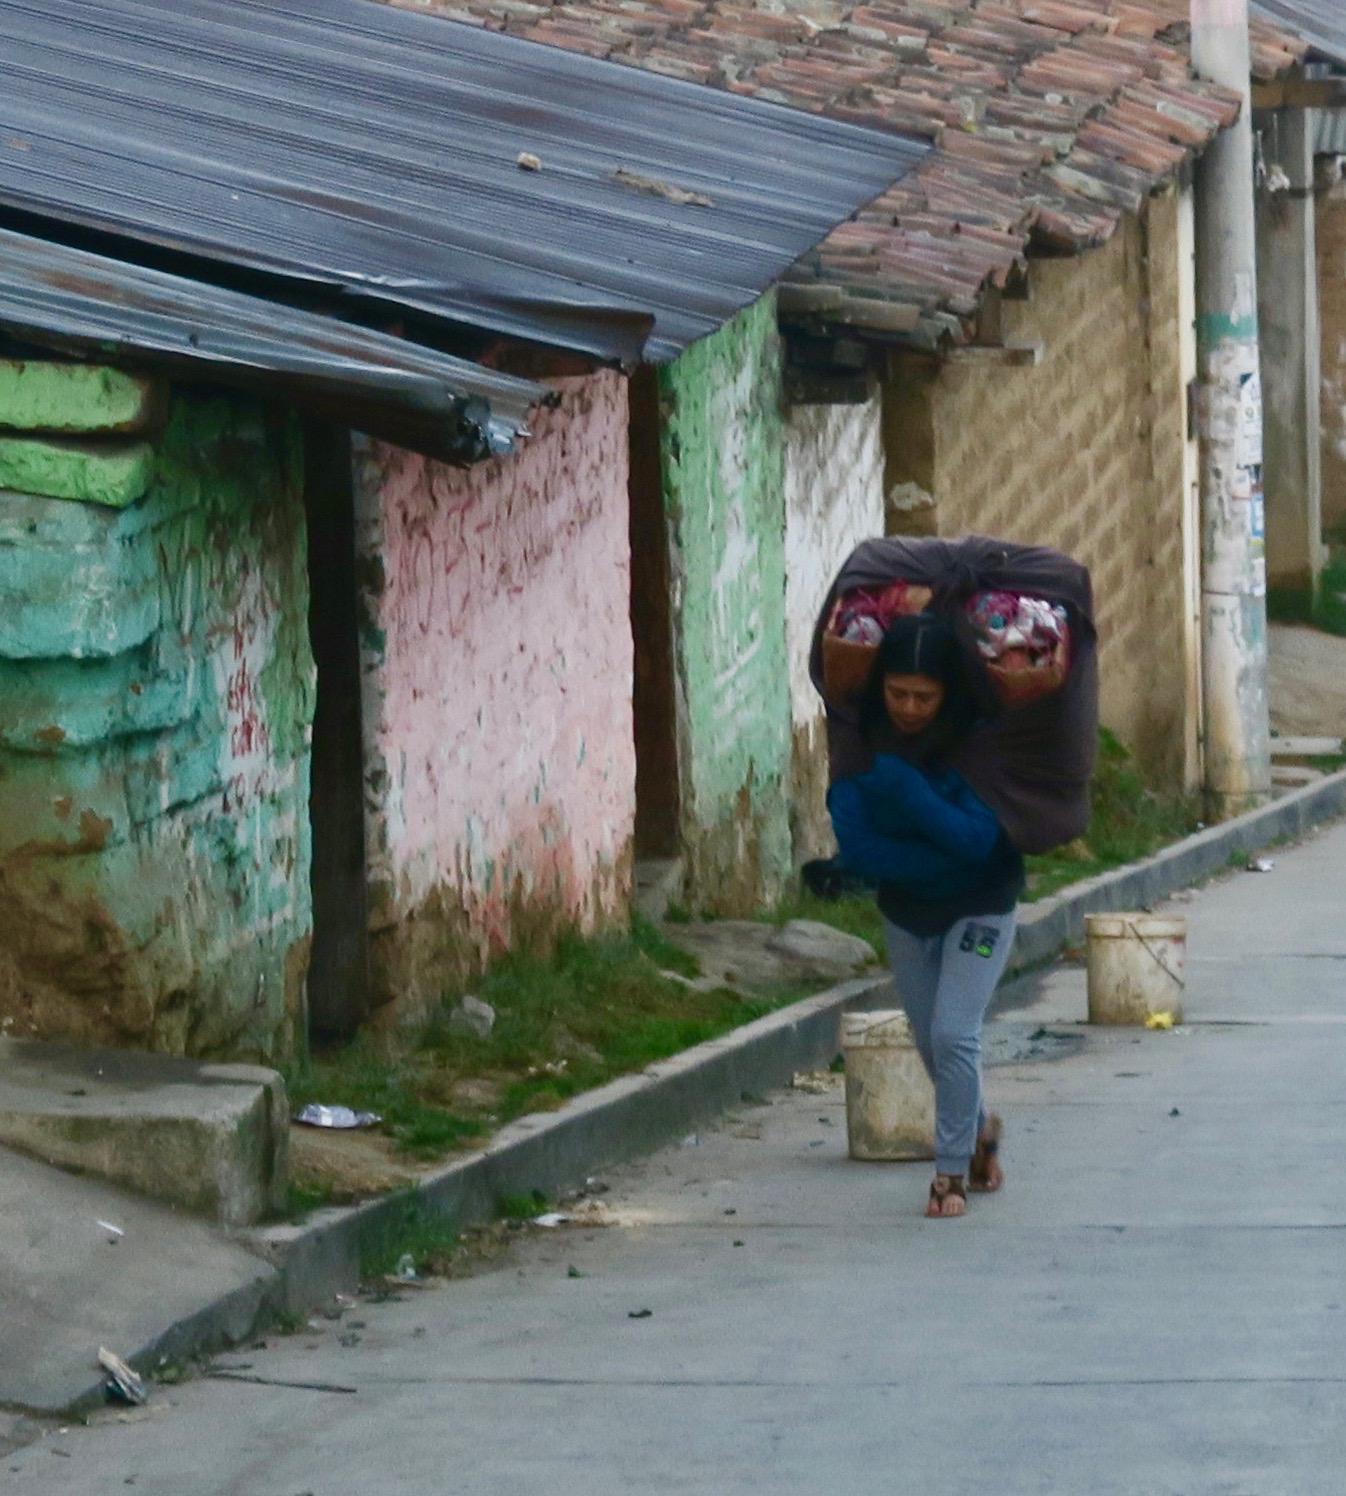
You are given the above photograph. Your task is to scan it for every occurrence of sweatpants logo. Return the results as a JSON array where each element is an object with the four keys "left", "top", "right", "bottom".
[{"left": 959, "top": 922, "right": 1000, "bottom": 959}]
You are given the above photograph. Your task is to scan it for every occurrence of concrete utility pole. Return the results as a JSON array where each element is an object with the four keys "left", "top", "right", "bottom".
[{"left": 1191, "top": 0, "right": 1272, "bottom": 818}]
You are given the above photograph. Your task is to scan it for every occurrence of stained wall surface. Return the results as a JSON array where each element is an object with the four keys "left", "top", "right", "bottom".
[
  {"left": 885, "top": 194, "right": 1193, "bottom": 788},
  {"left": 659, "top": 294, "right": 793, "bottom": 910},
  {"left": 355, "top": 372, "right": 635, "bottom": 1017},
  {"left": 1318, "top": 183, "right": 1346, "bottom": 534},
  {"left": 0, "top": 394, "right": 314, "bottom": 1059},
  {"left": 783, "top": 389, "right": 885, "bottom": 861}
]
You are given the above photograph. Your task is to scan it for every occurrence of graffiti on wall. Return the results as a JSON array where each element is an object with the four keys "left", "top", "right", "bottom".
[{"left": 0, "top": 395, "right": 314, "bottom": 1060}]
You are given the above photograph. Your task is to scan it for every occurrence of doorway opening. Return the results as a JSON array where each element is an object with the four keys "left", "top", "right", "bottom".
[
  {"left": 302, "top": 420, "right": 370, "bottom": 1043},
  {"left": 627, "top": 366, "right": 682, "bottom": 885}
]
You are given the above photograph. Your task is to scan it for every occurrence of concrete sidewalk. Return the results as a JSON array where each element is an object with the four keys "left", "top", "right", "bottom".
[
  {"left": 4, "top": 772, "right": 1343, "bottom": 1423},
  {"left": 7, "top": 819, "right": 1345, "bottom": 1492},
  {"left": 0, "top": 1146, "right": 277, "bottom": 1416}
]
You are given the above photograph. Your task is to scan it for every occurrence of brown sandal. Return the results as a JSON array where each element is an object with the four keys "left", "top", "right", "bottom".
[
  {"left": 969, "top": 1114, "right": 1003, "bottom": 1193},
  {"left": 926, "top": 1173, "right": 967, "bottom": 1218}
]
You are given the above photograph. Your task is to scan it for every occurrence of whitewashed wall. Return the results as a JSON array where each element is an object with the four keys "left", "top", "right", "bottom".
[
  {"left": 782, "top": 388, "right": 885, "bottom": 862},
  {"left": 354, "top": 373, "right": 635, "bottom": 1020}
]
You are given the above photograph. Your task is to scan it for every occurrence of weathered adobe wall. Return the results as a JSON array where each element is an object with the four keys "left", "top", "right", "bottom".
[
  {"left": 885, "top": 193, "right": 1189, "bottom": 788},
  {"left": 659, "top": 294, "right": 794, "bottom": 912},
  {"left": 783, "top": 387, "right": 885, "bottom": 863},
  {"left": 355, "top": 372, "right": 635, "bottom": 1020},
  {"left": 0, "top": 382, "right": 314, "bottom": 1060},
  {"left": 1317, "top": 183, "right": 1346, "bottom": 535}
]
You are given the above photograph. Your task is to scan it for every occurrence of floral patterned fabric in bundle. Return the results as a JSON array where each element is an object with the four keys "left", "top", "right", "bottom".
[
  {"left": 821, "top": 581, "right": 934, "bottom": 704},
  {"left": 828, "top": 580, "right": 934, "bottom": 644},
  {"left": 964, "top": 591, "right": 1071, "bottom": 708},
  {"left": 809, "top": 535, "right": 1098, "bottom": 854}
]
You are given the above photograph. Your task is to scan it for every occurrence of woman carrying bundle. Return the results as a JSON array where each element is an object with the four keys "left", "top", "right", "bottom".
[{"left": 827, "top": 613, "right": 1022, "bottom": 1220}]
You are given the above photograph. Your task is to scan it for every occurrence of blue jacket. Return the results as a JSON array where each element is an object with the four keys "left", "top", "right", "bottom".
[{"left": 827, "top": 754, "right": 1005, "bottom": 900}]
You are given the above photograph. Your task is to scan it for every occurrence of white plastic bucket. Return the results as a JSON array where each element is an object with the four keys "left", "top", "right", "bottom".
[
  {"left": 1085, "top": 913, "right": 1187, "bottom": 1025},
  {"left": 841, "top": 1009, "right": 935, "bottom": 1160}
]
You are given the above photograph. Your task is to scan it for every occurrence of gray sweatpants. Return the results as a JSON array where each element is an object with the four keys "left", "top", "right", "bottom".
[{"left": 884, "top": 911, "right": 1017, "bottom": 1177}]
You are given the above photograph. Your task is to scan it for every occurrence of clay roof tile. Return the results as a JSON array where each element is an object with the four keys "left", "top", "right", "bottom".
[{"left": 427, "top": 0, "right": 1305, "bottom": 346}]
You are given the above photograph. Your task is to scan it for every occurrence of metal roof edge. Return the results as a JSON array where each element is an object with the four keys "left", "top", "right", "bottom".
[
  {"left": 0, "top": 225, "right": 549, "bottom": 462},
  {"left": 1252, "top": 0, "right": 1346, "bottom": 72}
]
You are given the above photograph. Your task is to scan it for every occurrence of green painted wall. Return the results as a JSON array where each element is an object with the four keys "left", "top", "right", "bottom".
[
  {"left": 0, "top": 436, "right": 154, "bottom": 507},
  {"left": 659, "top": 293, "right": 793, "bottom": 911},
  {"left": 0, "top": 393, "right": 314, "bottom": 1061},
  {"left": 0, "top": 359, "right": 162, "bottom": 434}
]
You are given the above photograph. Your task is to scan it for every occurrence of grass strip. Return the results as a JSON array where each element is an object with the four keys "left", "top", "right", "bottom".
[
  {"left": 357, "top": 1189, "right": 460, "bottom": 1280},
  {"left": 284, "top": 732, "right": 1198, "bottom": 1203},
  {"left": 1022, "top": 729, "right": 1202, "bottom": 900},
  {"left": 284, "top": 916, "right": 814, "bottom": 1199},
  {"left": 1267, "top": 551, "right": 1346, "bottom": 637}
]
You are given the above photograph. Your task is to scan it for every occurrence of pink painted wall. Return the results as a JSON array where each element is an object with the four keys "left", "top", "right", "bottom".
[{"left": 355, "top": 372, "right": 635, "bottom": 1014}]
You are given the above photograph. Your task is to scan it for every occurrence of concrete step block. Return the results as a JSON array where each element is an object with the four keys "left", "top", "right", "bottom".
[
  {"left": 1272, "top": 764, "right": 1327, "bottom": 788},
  {"left": 0, "top": 1040, "right": 288, "bottom": 1226},
  {"left": 0, "top": 436, "right": 153, "bottom": 508},
  {"left": 664, "top": 917, "right": 879, "bottom": 987},
  {"left": 1270, "top": 735, "right": 1343, "bottom": 762},
  {"left": 0, "top": 360, "right": 166, "bottom": 435}
]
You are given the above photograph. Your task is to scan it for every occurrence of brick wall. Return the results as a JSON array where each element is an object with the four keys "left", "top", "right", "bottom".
[
  {"left": 884, "top": 193, "right": 1193, "bottom": 788},
  {"left": 355, "top": 372, "right": 635, "bottom": 1020},
  {"left": 783, "top": 387, "right": 885, "bottom": 862},
  {"left": 1318, "top": 185, "right": 1346, "bottom": 535}
]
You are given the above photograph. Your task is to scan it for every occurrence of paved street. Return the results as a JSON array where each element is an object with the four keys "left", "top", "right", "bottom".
[{"left": 6, "top": 821, "right": 1346, "bottom": 1495}]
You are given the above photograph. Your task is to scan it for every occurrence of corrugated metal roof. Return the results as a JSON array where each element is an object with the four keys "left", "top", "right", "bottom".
[
  {"left": 0, "top": 0, "right": 927, "bottom": 365},
  {"left": 430, "top": 0, "right": 1307, "bottom": 348},
  {"left": 0, "top": 226, "right": 547, "bottom": 460},
  {"left": 1253, "top": 1, "right": 1346, "bottom": 69}
]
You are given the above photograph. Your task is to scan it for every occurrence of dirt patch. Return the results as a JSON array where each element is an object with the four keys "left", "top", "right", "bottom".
[
  {"left": 1269, "top": 623, "right": 1346, "bottom": 738},
  {"left": 288, "top": 1126, "right": 423, "bottom": 1203},
  {"left": 421, "top": 1075, "right": 502, "bottom": 1112},
  {"left": 0, "top": 860, "right": 144, "bottom": 1048}
]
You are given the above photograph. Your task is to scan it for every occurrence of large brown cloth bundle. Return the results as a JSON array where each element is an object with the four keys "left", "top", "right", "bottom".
[{"left": 809, "top": 535, "right": 1098, "bottom": 855}]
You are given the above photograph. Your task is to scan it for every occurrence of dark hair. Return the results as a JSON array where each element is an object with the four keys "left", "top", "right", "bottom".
[{"left": 858, "top": 613, "right": 975, "bottom": 755}]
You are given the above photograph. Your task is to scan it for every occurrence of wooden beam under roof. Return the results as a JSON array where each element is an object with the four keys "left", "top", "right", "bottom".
[{"left": 1251, "top": 76, "right": 1346, "bottom": 108}]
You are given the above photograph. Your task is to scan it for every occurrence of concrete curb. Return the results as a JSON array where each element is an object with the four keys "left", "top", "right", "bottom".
[
  {"left": 242, "top": 971, "right": 894, "bottom": 1319},
  {"left": 109, "top": 768, "right": 1346, "bottom": 1404},
  {"left": 1008, "top": 767, "right": 1346, "bottom": 973}
]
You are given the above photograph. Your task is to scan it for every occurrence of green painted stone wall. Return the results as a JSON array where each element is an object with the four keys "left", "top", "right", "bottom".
[
  {"left": 0, "top": 359, "right": 162, "bottom": 434},
  {"left": 0, "top": 436, "right": 154, "bottom": 508},
  {"left": 0, "top": 394, "right": 315, "bottom": 1061},
  {"left": 659, "top": 293, "right": 793, "bottom": 911}
]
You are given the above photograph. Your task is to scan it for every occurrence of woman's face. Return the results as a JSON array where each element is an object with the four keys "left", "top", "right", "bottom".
[{"left": 883, "top": 671, "right": 946, "bottom": 735}]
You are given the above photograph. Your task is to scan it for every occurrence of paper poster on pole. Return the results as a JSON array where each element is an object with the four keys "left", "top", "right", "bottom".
[
  {"left": 1236, "top": 369, "right": 1265, "bottom": 593},
  {"left": 1250, "top": 489, "right": 1266, "bottom": 597},
  {"left": 1235, "top": 369, "right": 1261, "bottom": 471}
]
